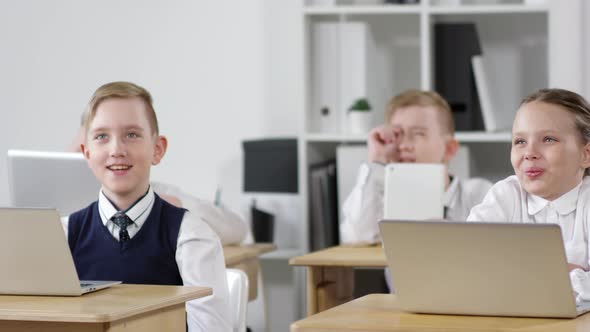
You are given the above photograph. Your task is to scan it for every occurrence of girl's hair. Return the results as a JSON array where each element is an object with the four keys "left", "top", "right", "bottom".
[
  {"left": 385, "top": 89, "right": 454, "bottom": 135},
  {"left": 521, "top": 88, "right": 590, "bottom": 144},
  {"left": 83, "top": 81, "right": 159, "bottom": 135}
]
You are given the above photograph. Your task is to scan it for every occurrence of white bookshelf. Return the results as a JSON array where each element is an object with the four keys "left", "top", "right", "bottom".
[
  {"left": 304, "top": 3, "right": 547, "bottom": 15},
  {"left": 429, "top": 4, "right": 548, "bottom": 14},
  {"left": 266, "top": 0, "right": 581, "bottom": 323},
  {"left": 298, "top": 0, "right": 555, "bottom": 258},
  {"left": 305, "top": 131, "right": 511, "bottom": 143},
  {"left": 455, "top": 131, "right": 512, "bottom": 143},
  {"left": 304, "top": 5, "right": 422, "bottom": 15}
]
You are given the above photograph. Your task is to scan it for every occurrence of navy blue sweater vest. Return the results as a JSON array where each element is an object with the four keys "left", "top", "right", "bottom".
[{"left": 68, "top": 194, "right": 186, "bottom": 285}]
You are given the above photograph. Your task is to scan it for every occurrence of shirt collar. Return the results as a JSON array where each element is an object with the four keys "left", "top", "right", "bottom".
[
  {"left": 527, "top": 181, "right": 582, "bottom": 216},
  {"left": 98, "top": 186, "right": 155, "bottom": 227}
]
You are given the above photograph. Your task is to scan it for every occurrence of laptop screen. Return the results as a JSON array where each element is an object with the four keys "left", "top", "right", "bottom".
[{"left": 7, "top": 150, "right": 100, "bottom": 216}]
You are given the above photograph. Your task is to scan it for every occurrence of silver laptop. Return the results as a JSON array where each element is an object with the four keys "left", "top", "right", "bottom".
[
  {"left": 0, "top": 208, "right": 120, "bottom": 296},
  {"left": 379, "top": 220, "right": 590, "bottom": 318},
  {"left": 384, "top": 163, "right": 445, "bottom": 220},
  {"left": 7, "top": 150, "right": 100, "bottom": 216}
]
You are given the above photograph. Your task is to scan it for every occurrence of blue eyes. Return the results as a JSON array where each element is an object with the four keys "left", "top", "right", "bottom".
[
  {"left": 93, "top": 133, "right": 140, "bottom": 141},
  {"left": 512, "top": 137, "right": 557, "bottom": 145}
]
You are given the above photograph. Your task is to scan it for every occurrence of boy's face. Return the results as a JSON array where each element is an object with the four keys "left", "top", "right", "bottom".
[
  {"left": 81, "top": 97, "right": 166, "bottom": 205},
  {"left": 389, "top": 105, "right": 456, "bottom": 164},
  {"left": 511, "top": 101, "right": 590, "bottom": 201}
]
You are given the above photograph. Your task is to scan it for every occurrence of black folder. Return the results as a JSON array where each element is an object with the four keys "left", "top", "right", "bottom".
[{"left": 434, "top": 22, "right": 484, "bottom": 131}]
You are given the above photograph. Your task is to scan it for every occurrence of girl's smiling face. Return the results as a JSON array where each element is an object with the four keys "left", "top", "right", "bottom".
[{"left": 511, "top": 101, "right": 590, "bottom": 201}]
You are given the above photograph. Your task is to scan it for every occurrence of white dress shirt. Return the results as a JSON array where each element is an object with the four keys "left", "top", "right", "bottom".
[
  {"left": 62, "top": 187, "right": 231, "bottom": 332},
  {"left": 151, "top": 181, "right": 248, "bottom": 245},
  {"left": 467, "top": 175, "right": 590, "bottom": 303},
  {"left": 340, "top": 162, "right": 492, "bottom": 244}
]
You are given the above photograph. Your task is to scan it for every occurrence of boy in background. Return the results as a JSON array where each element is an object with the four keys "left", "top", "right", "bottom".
[{"left": 341, "top": 90, "right": 492, "bottom": 244}]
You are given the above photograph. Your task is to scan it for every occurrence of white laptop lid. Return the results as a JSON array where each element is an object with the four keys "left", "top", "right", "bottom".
[
  {"left": 379, "top": 220, "right": 578, "bottom": 318},
  {"left": 0, "top": 208, "right": 107, "bottom": 296},
  {"left": 7, "top": 150, "right": 100, "bottom": 216},
  {"left": 383, "top": 163, "right": 445, "bottom": 220}
]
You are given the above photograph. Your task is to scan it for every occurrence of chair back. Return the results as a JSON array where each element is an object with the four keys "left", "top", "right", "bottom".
[{"left": 226, "top": 268, "right": 249, "bottom": 332}]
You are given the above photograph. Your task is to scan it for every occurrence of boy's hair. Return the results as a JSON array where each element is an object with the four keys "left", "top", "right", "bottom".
[
  {"left": 385, "top": 89, "right": 455, "bottom": 135},
  {"left": 521, "top": 88, "right": 590, "bottom": 145},
  {"left": 83, "top": 81, "right": 159, "bottom": 136}
]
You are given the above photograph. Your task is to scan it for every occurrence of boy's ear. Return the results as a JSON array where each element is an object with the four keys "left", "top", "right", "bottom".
[
  {"left": 152, "top": 135, "right": 168, "bottom": 166},
  {"left": 81, "top": 143, "right": 90, "bottom": 160},
  {"left": 442, "top": 137, "right": 459, "bottom": 164}
]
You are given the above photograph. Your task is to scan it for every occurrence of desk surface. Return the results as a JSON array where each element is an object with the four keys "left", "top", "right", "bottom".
[
  {"left": 224, "top": 243, "right": 276, "bottom": 266},
  {"left": 291, "top": 294, "right": 590, "bottom": 332},
  {"left": 0, "top": 284, "right": 210, "bottom": 323},
  {"left": 289, "top": 245, "right": 385, "bottom": 267}
]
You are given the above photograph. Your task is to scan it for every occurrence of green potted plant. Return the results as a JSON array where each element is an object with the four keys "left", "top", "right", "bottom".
[{"left": 347, "top": 97, "right": 372, "bottom": 134}]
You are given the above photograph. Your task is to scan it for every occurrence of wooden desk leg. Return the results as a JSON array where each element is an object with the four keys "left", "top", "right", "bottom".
[
  {"left": 0, "top": 303, "right": 186, "bottom": 332},
  {"left": 306, "top": 266, "right": 354, "bottom": 316},
  {"left": 306, "top": 266, "right": 322, "bottom": 316}
]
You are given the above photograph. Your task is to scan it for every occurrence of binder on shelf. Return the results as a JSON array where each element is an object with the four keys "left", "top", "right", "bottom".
[
  {"left": 311, "top": 21, "right": 376, "bottom": 134},
  {"left": 312, "top": 22, "right": 341, "bottom": 134},
  {"left": 434, "top": 22, "right": 484, "bottom": 131},
  {"left": 471, "top": 54, "right": 514, "bottom": 133},
  {"left": 471, "top": 55, "right": 495, "bottom": 132},
  {"left": 309, "top": 160, "right": 339, "bottom": 251}
]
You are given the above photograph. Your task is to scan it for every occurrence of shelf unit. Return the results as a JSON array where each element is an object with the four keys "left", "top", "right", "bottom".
[
  {"left": 297, "top": 0, "right": 552, "bottom": 260},
  {"left": 266, "top": 0, "right": 585, "bottom": 322},
  {"left": 305, "top": 131, "right": 512, "bottom": 143}
]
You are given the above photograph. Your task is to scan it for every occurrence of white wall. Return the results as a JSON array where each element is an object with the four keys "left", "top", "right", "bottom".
[{"left": 0, "top": 0, "right": 298, "bottom": 208}]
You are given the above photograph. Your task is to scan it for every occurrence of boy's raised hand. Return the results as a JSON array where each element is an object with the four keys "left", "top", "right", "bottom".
[{"left": 368, "top": 124, "right": 400, "bottom": 164}]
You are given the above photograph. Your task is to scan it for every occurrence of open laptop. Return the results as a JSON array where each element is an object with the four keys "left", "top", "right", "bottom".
[
  {"left": 383, "top": 163, "right": 445, "bottom": 220},
  {"left": 7, "top": 150, "right": 100, "bottom": 216},
  {"left": 379, "top": 220, "right": 590, "bottom": 318},
  {"left": 0, "top": 208, "right": 120, "bottom": 296}
]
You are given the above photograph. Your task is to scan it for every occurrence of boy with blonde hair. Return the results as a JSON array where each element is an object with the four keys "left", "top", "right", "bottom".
[
  {"left": 341, "top": 89, "right": 492, "bottom": 244},
  {"left": 64, "top": 81, "right": 230, "bottom": 332}
]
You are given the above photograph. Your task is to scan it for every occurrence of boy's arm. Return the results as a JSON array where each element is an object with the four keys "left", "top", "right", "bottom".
[
  {"left": 184, "top": 200, "right": 248, "bottom": 246},
  {"left": 340, "top": 162, "right": 385, "bottom": 245},
  {"left": 176, "top": 211, "right": 231, "bottom": 332}
]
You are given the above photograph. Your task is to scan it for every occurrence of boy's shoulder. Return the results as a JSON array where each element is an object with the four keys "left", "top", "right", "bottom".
[
  {"left": 177, "top": 208, "right": 222, "bottom": 244},
  {"left": 69, "top": 200, "right": 99, "bottom": 220}
]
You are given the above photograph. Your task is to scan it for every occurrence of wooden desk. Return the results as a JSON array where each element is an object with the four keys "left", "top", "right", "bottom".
[
  {"left": 224, "top": 243, "right": 276, "bottom": 301},
  {"left": 0, "top": 284, "right": 210, "bottom": 332},
  {"left": 289, "top": 245, "right": 385, "bottom": 316},
  {"left": 291, "top": 294, "right": 590, "bottom": 332}
]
